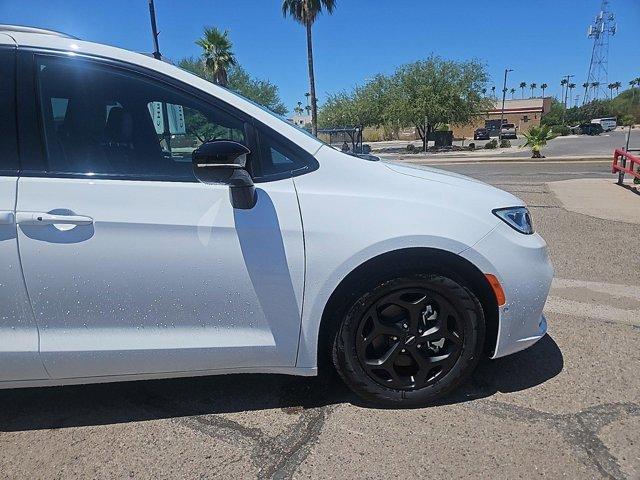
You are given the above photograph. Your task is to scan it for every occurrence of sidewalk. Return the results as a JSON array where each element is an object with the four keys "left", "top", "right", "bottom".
[{"left": 547, "top": 178, "right": 640, "bottom": 224}]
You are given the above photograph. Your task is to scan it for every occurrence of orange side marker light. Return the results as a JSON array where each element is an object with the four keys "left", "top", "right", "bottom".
[{"left": 485, "top": 274, "right": 506, "bottom": 306}]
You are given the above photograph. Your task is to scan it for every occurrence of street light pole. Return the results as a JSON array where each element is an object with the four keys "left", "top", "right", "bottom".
[
  {"left": 561, "top": 74, "right": 574, "bottom": 125},
  {"left": 499, "top": 68, "right": 513, "bottom": 139}
]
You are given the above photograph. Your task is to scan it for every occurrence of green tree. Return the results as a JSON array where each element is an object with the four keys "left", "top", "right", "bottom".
[
  {"left": 282, "top": 0, "right": 336, "bottom": 136},
  {"left": 560, "top": 78, "right": 568, "bottom": 102},
  {"left": 178, "top": 58, "right": 287, "bottom": 116},
  {"left": 227, "top": 65, "right": 287, "bottom": 115},
  {"left": 389, "top": 57, "right": 489, "bottom": 151},
  {"left": 178, "top": 56, "right": 207, "bottom": 79},
  {"left": 568, "top": 83, "right": 576, "bottom": 107},
  {"left": 521, "top": 125, "right": 556, "bottom": 158},
  {"left": 318, "top": 57, "right": 489, "bottom": 149},
  {"left": 613, "top": 81, "right": 622, "bottom": 96},
  {"left": 519, "top": 81, "right": 527, "bottom": 99},
  {"left": 195, "top": 27, "right": 237, "bottom": 87}
]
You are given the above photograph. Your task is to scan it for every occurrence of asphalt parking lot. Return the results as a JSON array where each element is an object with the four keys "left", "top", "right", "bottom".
[
  {"left": 1, "top": 160, "right": 638, "bottom": 479},
  {"left": 372, "top": 128, "right": 639, "bottom": 158}
]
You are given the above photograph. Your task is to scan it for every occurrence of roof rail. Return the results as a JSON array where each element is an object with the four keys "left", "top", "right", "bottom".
[{"left": 0, "top": 24, "right": 79, "bottom": 40}]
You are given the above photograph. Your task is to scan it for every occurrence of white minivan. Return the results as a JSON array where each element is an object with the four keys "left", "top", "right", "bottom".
[
  {"left": 0, "top": 26, "right": 553, "bottom": 406},
  {"left": 591, "top": 117, "right": 617, "bottom": 132}
]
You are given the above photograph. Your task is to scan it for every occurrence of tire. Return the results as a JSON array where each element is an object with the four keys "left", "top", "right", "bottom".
[{"left": 332, "top": 272, "right": 485, "bottom": 407}]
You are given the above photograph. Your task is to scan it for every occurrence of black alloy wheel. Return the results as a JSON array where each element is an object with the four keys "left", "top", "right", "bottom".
[
  {"left": 333, "top": 273, "right": 485, "bottom": 407},
  {"left": 355, "top": 288, "right": 464, "bottom": 390}
]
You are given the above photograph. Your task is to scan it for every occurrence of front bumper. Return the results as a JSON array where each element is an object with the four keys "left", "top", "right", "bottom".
[{"left": 461, "top": 222, "right": 554, "bottom": 358}]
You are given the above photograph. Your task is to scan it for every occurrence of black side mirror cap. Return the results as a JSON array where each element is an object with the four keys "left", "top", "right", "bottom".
[{"left": 192, "top": 140, "right": 256, "bottom": 209}]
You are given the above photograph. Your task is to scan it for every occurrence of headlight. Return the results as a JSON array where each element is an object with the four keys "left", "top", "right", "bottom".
[{"left": 492, "top": 207, "right": 534, "bottom": 234}]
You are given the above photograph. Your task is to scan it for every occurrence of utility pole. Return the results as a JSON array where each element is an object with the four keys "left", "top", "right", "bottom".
[
  {"left": 148, "top": 0, "right": 161, "bottom": 60},
  {"left": 561, "top": 74, "right": 574, "bottom": 125},
  {"left": 148, "top": 0, "right": 171, "bottom": 151},
  {"left": 499, "top": 68, "right": 513, "bottom": 139}
]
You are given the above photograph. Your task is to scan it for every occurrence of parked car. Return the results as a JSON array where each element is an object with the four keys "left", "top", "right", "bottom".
[
  {"left": 0, "top": 26, "right": 553, "bottom": 407},
  {"left": 591, "top": 117, "right": 617, "bottom": 132},
  {"left": 499, "top": 123, "right": 517, "bottom": 139},
  {"left": 574, "top": 123, "right": 604, "bottom": 135},
  {"left": 473, "top": 127, "right": 490, "bottom": 140}
]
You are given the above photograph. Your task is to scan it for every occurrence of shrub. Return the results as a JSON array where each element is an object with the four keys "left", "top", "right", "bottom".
[
  {"left": 499, "top": 139, "right": 511, "bottom": 148},
  {"left": 484, "top": 139, "right": 498, "bottom": 149},
  {"left": 621, "top": 114, "right": 635, "bottom": 127},
  {"left": 468, "top": 142, "right": 475, "bottom": 150},
  {"left": 551, "top": 124, "right": 571, "bottom": 136},
  {"left": 406, "top": 143, "right": 416, "bottom": 153}
]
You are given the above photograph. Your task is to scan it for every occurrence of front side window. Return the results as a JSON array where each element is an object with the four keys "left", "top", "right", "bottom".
[
  {"left": 256, "top": 129, "right": 315, "bottom": 179},
  {"left": 36, "top": 55, "right": 246, "bottom": 180}
]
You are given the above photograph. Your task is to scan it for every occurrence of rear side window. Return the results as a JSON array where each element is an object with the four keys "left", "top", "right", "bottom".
[
  {"left": 0, "top": 48, "right": 18, "bottom": 174},
  {"left": 35, "top": 55, "right": 247, "bottom": 181}
]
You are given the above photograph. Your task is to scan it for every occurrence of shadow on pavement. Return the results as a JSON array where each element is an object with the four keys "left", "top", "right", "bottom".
[{"left": 0, "top": 335, "right": 562, "bottom": 431}]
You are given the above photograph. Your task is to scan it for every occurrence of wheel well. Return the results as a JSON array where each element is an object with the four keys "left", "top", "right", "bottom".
[{"left": 317, "top": 247, "right": 499, "bottom": 372}]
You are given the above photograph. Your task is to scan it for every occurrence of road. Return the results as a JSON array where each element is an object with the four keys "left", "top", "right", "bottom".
[
  {"left": 1, "top": 160, "right": 638, "bottom": 479},
  {"left": 371, "top": 128, "right": 640, "bottom": 158}
]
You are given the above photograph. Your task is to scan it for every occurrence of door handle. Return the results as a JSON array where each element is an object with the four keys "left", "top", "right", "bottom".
[
  {"left": 0, "top": 211, "right": 14, "bottom": 225},
  {"left": 16, "top": 212, "right": 94, "bottom": 226}
]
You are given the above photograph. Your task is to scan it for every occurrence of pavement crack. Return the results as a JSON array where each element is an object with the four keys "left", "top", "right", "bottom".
[
  {"left": 467, "top": 400, "right": 639, "bottom": 479},
  {"left": 259, "top": 406, "right": 331, "bottom": 480}
]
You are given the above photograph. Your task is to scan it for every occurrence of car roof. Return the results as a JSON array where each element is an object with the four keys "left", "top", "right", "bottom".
[
  {"left": 0, "top": 26, "right": 322, "bottom": 155},
  {"left": 0, "top": 24, "right": 78, "bottom": 39}
]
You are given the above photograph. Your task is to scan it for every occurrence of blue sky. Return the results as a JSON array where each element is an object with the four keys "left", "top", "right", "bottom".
[{"left": 1, "top": 0, "right": 639, "bottom": 113}]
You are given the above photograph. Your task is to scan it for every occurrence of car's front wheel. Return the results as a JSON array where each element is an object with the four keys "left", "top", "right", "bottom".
[{"left": 333, "top": 273, "right": 485, "bottom": 407}]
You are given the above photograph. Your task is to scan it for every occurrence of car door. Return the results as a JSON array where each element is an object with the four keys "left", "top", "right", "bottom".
[
  {"left": 15, "top": 52, "right": 306, "bottom": 379},
  {"left": 0, "top": 38, "right": 48, "bottom": 382}
]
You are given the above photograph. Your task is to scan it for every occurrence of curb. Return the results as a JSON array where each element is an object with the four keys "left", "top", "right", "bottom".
[{"left": 380, "top": 156, "right": 611, "bottom": 165}]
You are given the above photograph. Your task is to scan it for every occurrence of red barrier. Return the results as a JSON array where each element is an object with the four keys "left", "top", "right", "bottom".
[{"left": 612, "top": 148, "right": 640, "bottom": 184}]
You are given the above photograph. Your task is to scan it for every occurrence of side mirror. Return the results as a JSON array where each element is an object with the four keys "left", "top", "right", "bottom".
[{"left": 192, "top": 140, "right": 256, "bottom": 209}]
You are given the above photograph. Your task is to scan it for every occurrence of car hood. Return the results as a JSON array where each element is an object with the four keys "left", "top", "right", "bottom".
[{"left": 382, "top": 161, "right": 523, "bottom": 206}]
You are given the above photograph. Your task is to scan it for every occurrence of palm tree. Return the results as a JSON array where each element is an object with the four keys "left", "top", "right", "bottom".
[
  {"left": 568, "top": 83, "right": 576, "bottom": 107},
  {"left": 530, "top": 82, "right": 537, "bottom": 98},
  {"left": 195, "top": 27, "right": 237, "bottom": 87},
  {"left": 521, "top": 125, "right": 556, "bottom": 158},
  {"left": 613, "top": 81, "right": 622, "bottom": 96},
  {"left": 607, "top": 83, "right": 615, "bottom": 99},
  {"left": 519, "top": 82, "right": 527, "bottom": 99},
  {"left": 491, "top": 85, "right": 496, "bottom": 98},
  {"left": 294, "top": 101, "right": 304, "bottom": 115},
  {"left": 510, "top": 88, "right": 516, "bottom": 99},
  {"left": 582, "top": 82, "right": 590, "bottom": 103},
  {"left": 282, "top": 0, "right": 336, "bottom": 136},
  {"left": 591, "top": 81, "right": 600, "bottom": 99},
  {"left": 540, "top": 83, "right": 548, "bottom": 97},
  {"left": 560, "top": 78, "right": 568, "bottom": 102}
]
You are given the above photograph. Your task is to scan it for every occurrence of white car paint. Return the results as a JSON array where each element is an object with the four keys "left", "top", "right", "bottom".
[
  {"left": 16, "top": 177, "right": 304, "bottom": 379},
  {"left": 0, "top": 29, "right": 553, "bottom": 389}
]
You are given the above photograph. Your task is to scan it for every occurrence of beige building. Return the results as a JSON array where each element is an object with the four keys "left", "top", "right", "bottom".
[
  {"left": 453, "top": 97, "right": 553, "bottom": 138},
  {"left": 288, "top": 113, "right": 311, "bottom": 128}
]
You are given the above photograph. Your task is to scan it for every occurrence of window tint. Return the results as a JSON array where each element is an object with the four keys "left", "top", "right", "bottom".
[
  {"left": 257, "top": 129, "right": 312, "bottom": 178},
  {"left": 36, "top": 55, "right": 246, "bottom": 180},
  {"left": 0, "top": 48, "right": 18, "bottom": 174}
]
